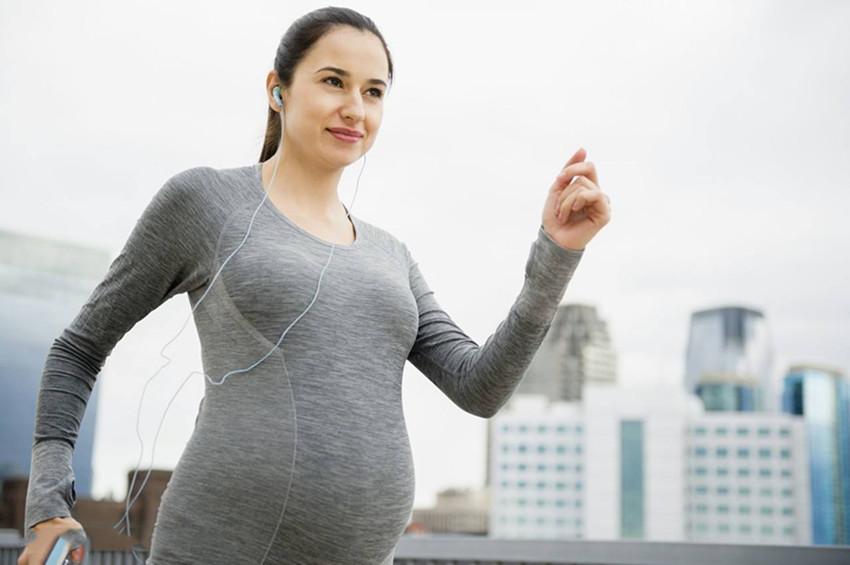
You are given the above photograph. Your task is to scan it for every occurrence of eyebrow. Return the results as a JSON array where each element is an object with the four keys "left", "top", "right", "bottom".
[{"left": 315, "top": 66, "right": 388, "bottom": 88}]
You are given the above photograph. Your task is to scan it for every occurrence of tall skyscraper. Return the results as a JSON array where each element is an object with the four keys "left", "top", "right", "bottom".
[
  {"left": 782, "top": 364, "right": 850, "bottom": 545},
  {"left": 684, "top": 306, "right": 774, "bottom": 412},
  {"left": 0, "top": 229, "right": 110, "bottom": 497},
  {"left": 519, "top": 303, "right": 617, "bottom": 403}
]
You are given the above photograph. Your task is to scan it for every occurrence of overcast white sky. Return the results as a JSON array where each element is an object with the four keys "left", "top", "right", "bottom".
[{"left": 1, "top": 0, "right": 848, "bottom": 508}]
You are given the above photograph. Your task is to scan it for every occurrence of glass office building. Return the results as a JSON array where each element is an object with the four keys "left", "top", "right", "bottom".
[
  {"left": 0, "top": 229, "right": 110, "bottom": 497},
  {"left": 685, "top": 306, "right": 774, "bottom": 412},
  {"left": 782, "top": 364, "right": 850, "bottom": 545}
]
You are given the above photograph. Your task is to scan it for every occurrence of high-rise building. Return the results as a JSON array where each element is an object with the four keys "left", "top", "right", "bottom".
[
  {"left": 782, "top": 364, "right": 850, "bottom": 545},
  {"left": 519, "top": 303, "right": 617, "bottom": 403},
  {"left": 685, "top": 413, "right": 810, "bottom": 544},
  {"left": 0, "top": 229, "right": 110, "bottom": 498},
  {"left": 489, "top": 386, "right": 812, "bottom": 545},
  {"left": 684, "top": 306, "right": 774, "bottom": 411}
]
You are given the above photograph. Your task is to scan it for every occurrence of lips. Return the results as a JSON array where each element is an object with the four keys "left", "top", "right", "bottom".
[{"left": 327, "top": 127, "right": 363, "bottom": 138}]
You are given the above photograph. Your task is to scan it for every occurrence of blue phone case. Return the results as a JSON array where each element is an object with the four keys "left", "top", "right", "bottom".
[{"left": 44, "top": 528, "right": 89, "bottom": 565}]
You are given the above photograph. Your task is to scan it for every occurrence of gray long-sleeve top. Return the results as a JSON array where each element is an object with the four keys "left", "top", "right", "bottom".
[{"left": 23, "top": 162, "right": 584, "bottom": 564}]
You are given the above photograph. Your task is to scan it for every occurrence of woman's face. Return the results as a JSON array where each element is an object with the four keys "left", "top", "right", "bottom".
[{"left": 271, "top": 25, "right": 389, "bottom": 169}]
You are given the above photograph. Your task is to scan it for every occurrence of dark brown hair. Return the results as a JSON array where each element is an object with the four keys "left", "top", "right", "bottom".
[{"left": 258, "top": 6, "right": 394, "bottom": 163}]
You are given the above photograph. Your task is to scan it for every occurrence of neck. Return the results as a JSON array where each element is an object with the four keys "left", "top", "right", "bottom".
[{"left": 263, "top": 144, "right": 347, "bottom": 222}]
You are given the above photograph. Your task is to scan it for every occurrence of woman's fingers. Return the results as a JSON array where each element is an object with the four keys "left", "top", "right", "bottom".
[
  {"left": 556, "top": 176, "right": 593, "bottom": 216},
  {"left": 549, "top": 149, "right": 586, "bottom": 195},
  {"left": 558, "top": 186, "right": 606, "bottom": 223},
  {"left": 557, "top": 160, "right": 598, "bottom": 189}
]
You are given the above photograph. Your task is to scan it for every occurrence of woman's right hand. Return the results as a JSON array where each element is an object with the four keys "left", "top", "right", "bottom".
[{"left": 17, "top": 516, "right": 86, "bottom": 565}]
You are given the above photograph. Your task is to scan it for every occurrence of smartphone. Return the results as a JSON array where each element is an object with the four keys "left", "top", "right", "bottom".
[{"left": 43, "top": 528, "right": 89, "bottom": 565}]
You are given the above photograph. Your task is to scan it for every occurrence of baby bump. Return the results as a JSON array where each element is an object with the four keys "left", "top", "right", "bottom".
[{"left": 262, "top": 391, "right": 415, "bottom": 563}]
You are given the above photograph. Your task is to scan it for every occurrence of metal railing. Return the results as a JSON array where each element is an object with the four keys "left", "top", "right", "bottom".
[{"left": 2, "top": 535, "right": 849, "bottom": 564}]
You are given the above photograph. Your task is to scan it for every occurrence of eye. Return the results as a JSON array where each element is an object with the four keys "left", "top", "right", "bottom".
[{"left": 323, "top": 76, "right": 384, "bottom": 98}]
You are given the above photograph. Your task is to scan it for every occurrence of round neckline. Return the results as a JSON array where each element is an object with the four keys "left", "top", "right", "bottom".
[{"left": 250, "top": 161, "right": 363, "bottom": 250}]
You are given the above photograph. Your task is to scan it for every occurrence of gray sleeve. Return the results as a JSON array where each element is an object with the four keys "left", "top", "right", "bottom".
[
  {"left": 405, "top": 224, "right": 584, "bottom": 419},
  {"left": 23, "top": 169, "right": 215, "bottom": 543}
]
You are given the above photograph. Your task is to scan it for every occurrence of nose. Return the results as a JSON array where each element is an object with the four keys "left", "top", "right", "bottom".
[{"left": 342, "top": 93, "right": 366, "bottom": 123}]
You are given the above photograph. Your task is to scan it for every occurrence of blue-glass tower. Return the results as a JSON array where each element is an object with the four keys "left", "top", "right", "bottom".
[
  {"left": 685, "top": 306, "right": 774, "bottom": 412},
  {"left": 782, "top": 364, "right": 850, "bottom": 545},
  {"left": 0, "top": 229, "right": 110, "bottom": 498}
]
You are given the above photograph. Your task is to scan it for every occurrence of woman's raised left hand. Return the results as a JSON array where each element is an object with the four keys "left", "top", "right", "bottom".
[{"left": 541, "top": 147, "right": 611, "bottom": 251}]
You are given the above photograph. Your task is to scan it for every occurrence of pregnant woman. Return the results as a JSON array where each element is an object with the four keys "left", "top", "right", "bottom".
[{"left": 19, "top": 6, "right": 610, "bottom": 564}]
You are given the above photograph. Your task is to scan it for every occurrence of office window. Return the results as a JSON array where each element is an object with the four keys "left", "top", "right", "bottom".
[
  {"left": 717, "top": 467, "right": 729, "bottom": 477},
  {"left": 758, "top": 447, "right": 771, "bottom": 458},
  {"left": 537, "top": 463, "right": 547, "bottom": 472},
  {"left": 779, "top": 427, "right": 791, "bottom": 437},
  {"left": 760, "top": 487, "right": 773, "bottom": 497},
  {"left": 738, "top": 504, "right": 751, "bottom": 514},
  {"left": 715, "top": 426, "right": 728, "bottom": 436},
  {"left": 737, "top": 467, "right": 751, "bottom": 477},
  {"left": 758, "top": 427, "right": 771, "bottom": 437},
  {"left": 780, "top": 448, "right": 791, "bottom": 459},
  {"left": 715, "top": 446, "right": 729, "bottom": 457},
  {"left": 621, "top": 420, "right": 645, "bottom": 539},
  {"left": 717, "top": 504, "right": 730, "bottom": 514},
  {"left": 737, "top": 447, "right": 750, "bottom": 458},
  {"left": 760, "top": 506, "right": 774, "bottom": 516},
  {"left": 556, "top": 424, "right": 567, "bottom": 433},
  {"left": 694, "top": 426, "right": 707, "bottom": 436},
  {"left": 736, "top": 427, "right": 750, "bottom": 437},
  {"left": 695, "top": 446, "right": 708, "bottom": 457},
  {"left": 519, "top": 425, "right": 528, "bottom": 433},
  {"left": 537, "top": 424, "right": 548, "bottom": 433},
  {"left": 759, "top": 468, "right": 772, "bottom": 477},
  {"left": 738, "top": 486, "right": 751, "bottom": 496},
  {"left": 717, "top": 486, "right": 729, "bottom": 495}
]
